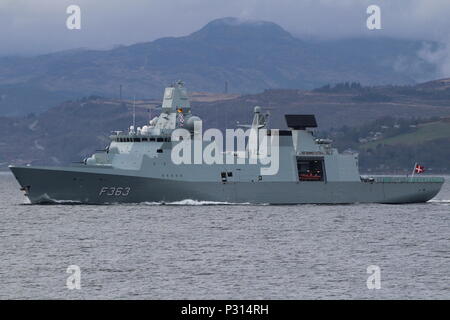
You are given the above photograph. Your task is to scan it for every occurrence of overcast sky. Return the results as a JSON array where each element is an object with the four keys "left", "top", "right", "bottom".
[{"left": 1, "top": 0, "right": 450, "bottom": 56}]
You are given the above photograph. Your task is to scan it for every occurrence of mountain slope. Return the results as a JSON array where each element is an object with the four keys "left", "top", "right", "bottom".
[
  {"left": 0, "top": 17, "right": 440, "bottom": 116},
  {"left": 362, "top": 120, "right": 450, "bottom": 147},
  {"left": 323, "top": 116, "right": 450, "bottom": 173}
]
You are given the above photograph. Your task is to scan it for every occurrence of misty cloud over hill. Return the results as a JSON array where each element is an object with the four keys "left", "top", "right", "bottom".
[{"left": 0, "top": 17, "right": 445, "bottom": 116}]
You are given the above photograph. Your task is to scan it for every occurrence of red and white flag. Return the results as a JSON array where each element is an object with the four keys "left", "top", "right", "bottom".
[
  {"left": 177, "top": 108, "right": 184, "bottom": 127},
  {"left": 414, "top": 164, "right": 425, "bottom": 174}
]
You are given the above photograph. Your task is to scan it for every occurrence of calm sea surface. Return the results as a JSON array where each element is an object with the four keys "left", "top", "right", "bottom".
[{"left": 0, "top": 172, "right": 448, "bottom": 299}]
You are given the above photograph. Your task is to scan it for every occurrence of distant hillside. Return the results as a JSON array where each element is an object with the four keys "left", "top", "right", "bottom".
[
  {"left": 2, "top": 80, "right": 450, "bottom": 171},
  {"left": 362, "top": 120, "right": 450, "bottom": 148},
  {"left": 322, "top": 116, "right": 450, "bottom": 173},
  {"left": 200, "top": 79, "right": 450, "bottom": 131},
  {"left": 0, "top": 17, "right": 442, "bottom": 116}
]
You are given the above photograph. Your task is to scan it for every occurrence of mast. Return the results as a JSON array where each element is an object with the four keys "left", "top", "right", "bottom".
[{"left": 133, "top": 96, "right": 136, "bottom": 131}]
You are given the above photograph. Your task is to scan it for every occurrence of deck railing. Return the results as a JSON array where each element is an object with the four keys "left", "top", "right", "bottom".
[{"left": 372, "top": 176, "right": 445, "bottom": 183}]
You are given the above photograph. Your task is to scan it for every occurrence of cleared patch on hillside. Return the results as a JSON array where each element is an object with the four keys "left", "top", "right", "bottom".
[{"left": 363, "top": 119, "right": 450, "bottom": 148}]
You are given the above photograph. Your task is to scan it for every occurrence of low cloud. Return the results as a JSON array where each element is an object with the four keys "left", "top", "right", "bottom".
[
  {"left": 1, "top": 0, "right": 450, "bottom": 57},
  {"left": 418, "top": 41, "right": 450, "bottom": 79}
]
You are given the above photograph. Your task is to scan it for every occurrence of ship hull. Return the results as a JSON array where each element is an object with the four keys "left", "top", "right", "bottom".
[{"left": 10, "top": 166, "right": 444, "bottom": 205}]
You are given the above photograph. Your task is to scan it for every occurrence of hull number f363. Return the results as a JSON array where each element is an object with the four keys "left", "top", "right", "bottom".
[{"left": 99, "top": 187, "right": 131, "bottom": 196}]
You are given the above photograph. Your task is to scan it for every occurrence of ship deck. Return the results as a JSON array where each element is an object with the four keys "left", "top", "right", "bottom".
[{"left": 372, "top": 176, "right": 445, "bottom": 183}]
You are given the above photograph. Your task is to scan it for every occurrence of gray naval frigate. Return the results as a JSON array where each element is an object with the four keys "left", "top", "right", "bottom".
[{"left": 10, "top": 81, "right": 444, "bottom": 204}]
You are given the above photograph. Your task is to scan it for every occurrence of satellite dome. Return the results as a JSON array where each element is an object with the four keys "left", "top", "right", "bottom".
[{"left": 184, "top": 116, "right": 202, "bottom": 131}]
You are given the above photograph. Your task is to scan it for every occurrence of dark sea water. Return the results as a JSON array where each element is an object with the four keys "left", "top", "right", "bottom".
[{"left": 0, "top": 172, "right": 448, "bottom": 299}]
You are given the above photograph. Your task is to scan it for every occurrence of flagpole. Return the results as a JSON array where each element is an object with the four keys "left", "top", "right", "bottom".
[{"left": 411, "top": 162, "right": 417, "bottom": 178}]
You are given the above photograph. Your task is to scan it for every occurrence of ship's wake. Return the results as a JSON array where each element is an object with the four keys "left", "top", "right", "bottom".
[
  {"left": 428, "top": 199, "right": 450, "bottom": 204},
  {"left": 143, "top": 199, "right": 255, "bottom": 206},
  {"left": 20, "top": 198, "right": 257, "bottom": 206}
]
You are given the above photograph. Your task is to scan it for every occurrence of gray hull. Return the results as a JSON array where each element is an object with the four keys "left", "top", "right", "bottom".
[{"left": 10, "top": 166, "right": 444, "bottom": 204}]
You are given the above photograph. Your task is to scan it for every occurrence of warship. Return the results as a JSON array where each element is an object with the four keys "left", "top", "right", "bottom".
[{"left": 10, "top": 81, "right": 444, "bottom": 204}]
